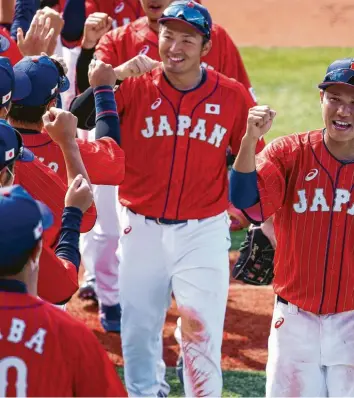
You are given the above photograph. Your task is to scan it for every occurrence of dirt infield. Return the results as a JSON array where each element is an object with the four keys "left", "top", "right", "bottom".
[
  {"left": 203, "top": 0, "right": 354, "bottom": 47},
  {"left": 67, "top": 254, "right": 274, "bottom": 371},
  {"left": 67, "top": 0, "right": 351, "bottom": 372}
]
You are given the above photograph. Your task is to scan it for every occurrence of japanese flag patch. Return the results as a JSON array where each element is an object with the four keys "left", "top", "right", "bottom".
[
  {"left": 2, "top": 91, "right": 11, "bottom": 104},
  {"left": 205, "top": 103, "right": 220, "bottom": 115},
  {"left": 5, "top": 148, "right": 15, "bottom": 161},
  {"left": 33, "top": 220, "right": 43, "bottom": 240}
]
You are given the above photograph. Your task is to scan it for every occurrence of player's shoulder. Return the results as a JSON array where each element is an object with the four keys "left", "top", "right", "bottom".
[
  {"left": 211, "top": 23, "right": 229, "bottom": 37},
  {"left": 208, "top": 69, "right": 247, "bottom": 94},
  {"left": 110, "top": 16, "right": 148, "bottom": 38},
  {"left": 267, "top": 130, "right": 322, "bottom": 155}
]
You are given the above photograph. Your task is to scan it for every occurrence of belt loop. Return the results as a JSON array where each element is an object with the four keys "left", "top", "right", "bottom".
[{"left": 288, "top": 303, "right": 298, "bottom": 315}]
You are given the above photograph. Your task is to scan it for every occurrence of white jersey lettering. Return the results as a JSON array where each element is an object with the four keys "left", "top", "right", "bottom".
[{"left": 309, "top": 188, "right": 330, "bottom": 212}]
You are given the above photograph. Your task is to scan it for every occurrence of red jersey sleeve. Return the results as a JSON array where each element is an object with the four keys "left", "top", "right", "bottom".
[
  {"left": 95, "top": 30, "right": 119, "bottom": 65},
  {"left": 78, "top": 138, "right": 125, "bottom": 185},
  {"left": 15, "top": 158, "right": 96, "bottom": 244},
  {"left": 256, "top": 136, "right": 299, "bottom": 220},
  {"left": 37, "top": 248, "right": 78, "bottom": 304},
  {"left": 229, "top": 82, "right": 265, "bottom": 154},
  {"left": 73, "top": 327, "right": 127, "bottom": 397}
]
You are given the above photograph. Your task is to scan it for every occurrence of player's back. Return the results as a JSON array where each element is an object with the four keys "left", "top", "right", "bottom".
[
  {"left": 0, "top": 287, "right": 126, "bottom": 397},
  {"left": 21, "top": 130, "right": 125, "bottom": 186}
]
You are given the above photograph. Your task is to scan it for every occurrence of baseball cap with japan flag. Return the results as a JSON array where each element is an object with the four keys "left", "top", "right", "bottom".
[
  {"left": 0, "top": 185, "right": 53, "bottom": 268},
  {"left": 0, "top": 119, "right": 34, "bottom": 171},
  {"left": 0, "top": 56, "right": 32, "bottom": 107}
]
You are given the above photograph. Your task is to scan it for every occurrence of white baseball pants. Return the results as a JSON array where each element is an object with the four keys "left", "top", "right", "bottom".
[
  {"left": 118, "top": 208, "right": 231, "bottom": 397},
  {"left": 266, "top": 297, "right": 354, "bottom": 397},
  {"left": 80, "top": 185, "right": 120, "bottom": 306}
]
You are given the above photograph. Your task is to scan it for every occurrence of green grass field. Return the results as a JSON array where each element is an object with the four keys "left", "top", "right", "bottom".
[{"left": 117, "top": 47, "right": 354, "bottom": 397}]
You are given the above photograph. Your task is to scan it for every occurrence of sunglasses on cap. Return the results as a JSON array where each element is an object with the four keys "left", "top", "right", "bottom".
[
  {"left": 161, "top": 2, "right": 211, "bottom": 39},
  {"left": 319, "top": 68, "right": 354, "bottom": 89}
]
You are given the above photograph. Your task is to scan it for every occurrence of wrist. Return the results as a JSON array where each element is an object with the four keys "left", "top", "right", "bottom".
[
  {"left": 57, "top": 138, "right": 79, "bottom": 152},
  {"left": 242, "top": 134, "right": 260, "bottom": 148},
  {"left": 114, "top": 66, "right": 126, "bottom": 81},
  {"left": 81, "top": 38, "right": 97, "bottom": 50}
]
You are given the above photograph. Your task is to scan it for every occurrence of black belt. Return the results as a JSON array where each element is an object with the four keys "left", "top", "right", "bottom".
[
  {"left": 277, "top": 296, "right": 289, "bottom": 305},
  {"left": 129, "top": 209, "right": 188, "bottom": 225}
]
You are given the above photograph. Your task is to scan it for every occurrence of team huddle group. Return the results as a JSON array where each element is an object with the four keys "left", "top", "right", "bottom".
[{"left": 1, "top": 0, "right": 354, "bottom": 397}]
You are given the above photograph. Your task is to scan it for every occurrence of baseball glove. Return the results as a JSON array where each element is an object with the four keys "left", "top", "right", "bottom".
[{"left": 232, "top": 225, "right": 275, "bottom": 286}]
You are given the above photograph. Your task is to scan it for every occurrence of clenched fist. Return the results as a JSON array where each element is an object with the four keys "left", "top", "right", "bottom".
[
  {"left": 82, "top": 12, "right": 112, "bottom": 50},
  {"left": 42, "top": 108, "right": 78, "bottom": 146},
  {"left": 246, "top": 105, "right": 276, "bottom": 140},
  {"left": 65, "top": 174, "right": 93, "bottom": 213},
  {"left": 89, "top": 59, "right": 117, "bottom": 88},
  {"left": 114, "top": 55, "right": 161, "bottom": 81}
]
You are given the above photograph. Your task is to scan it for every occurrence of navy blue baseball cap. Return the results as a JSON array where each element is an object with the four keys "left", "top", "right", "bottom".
[
  {"left": 0, "top": 119, "right": 34, "bottom": 171},
  {"left": 159, "top": 1, "right": 212, "bottom": 40},
  {"left": 318, "top": 58, "right": 354, "bottom": 90},
  {"left": 0, "top": 56, "right": 32, "bottom": 107},
  {"left": 12, "top": 55, "right": 70, "bottom": 107},
  {"left": 0, "top": 185, "right": 53, "bottom": 267}
]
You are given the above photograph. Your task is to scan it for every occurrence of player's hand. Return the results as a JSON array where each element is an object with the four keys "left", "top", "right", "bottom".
[
  {"left": 35, "top": 7, "right": 64, "bottom": 55},
  {"left": 88, "top": 59, "right": 117, "bottom": 88},
  {"left": 65, "top": 174, "right": 93, "bottom": 213},
  {"left": 114, "top": 55, "right": 161, "bottom": 81},
  {"left": 82, "top": 12, "right": 112, "bottom": 49},
  {"left": 42, "top": 108, "right": 78, "bottom": 146},
  {"left": 246, "top": 106, "right": 276, "bottom": 140},
  {"left": 17, "top": 12, "right": 55, "bottom": 56}
]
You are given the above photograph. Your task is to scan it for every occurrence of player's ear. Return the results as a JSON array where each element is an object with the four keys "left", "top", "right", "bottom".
[
  {"left": 29, "top": 240, "right": 43, "bottom": 272},
  {"left": 201, "top": 39, "right": 212, "bottom": 57},
  {"left": 319, "top": 89, "right": 325, "bottom": 104},
  {"left": 0, "top": 168, "right": 7, "bottom": 187}
]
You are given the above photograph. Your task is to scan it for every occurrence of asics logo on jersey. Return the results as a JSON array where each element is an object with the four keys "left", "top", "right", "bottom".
[
  {"left": 114, "top": 2, "right": 125, "bottom": 13},
  {"left": 151, "top": 98, "right": 162, "bottom": 110},
  {"left": 141, "top": 115, "right": 228, "bottom": 148},
  {"left": 305, "top": 169, "right": 319, "bottom": 181},
  {"left": 139, "top": 45, "right": 150, "bottom": 56},
  {"left": 293, "top": 188, "right": 354, "bottom": 214}
]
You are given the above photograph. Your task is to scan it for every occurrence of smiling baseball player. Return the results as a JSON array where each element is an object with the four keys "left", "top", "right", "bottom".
[
  {"left": 102, "top": 2, "right": 264, "bottom": 396},
  {"left": 230, "top": 58, "right": 354, "bottom": 397},
  {"left": 74, "top": 0, "right": 256, "bottom": 336}
]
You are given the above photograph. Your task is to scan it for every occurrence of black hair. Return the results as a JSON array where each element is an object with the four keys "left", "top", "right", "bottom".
[
  {"left": 8, "top": 104, "right": 49, "bottom": 124},
  {"left": 0, "top": 245, "right": 38, "bottom": 277}
]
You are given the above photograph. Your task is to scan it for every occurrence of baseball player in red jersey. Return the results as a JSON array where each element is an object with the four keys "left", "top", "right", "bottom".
[
  {"left": 230, "top": 58, "right": 354, "bottom": 397},
  {"left": 0, "top": 184, "right": 127, "bottom": 397},
  {"left": 76, "top": 0, "right": 254, "bottom": 323},
  {"left": 105, "top": 2, "right": 263, "bottom": 396},
  {"left": 0, "top": 56, "right": 97, "bottom": 305},
  {"left": 8, "top": 54, "right": 125, "bottom": 326}
]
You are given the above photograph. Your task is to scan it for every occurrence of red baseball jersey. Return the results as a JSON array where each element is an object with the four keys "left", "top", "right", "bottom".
[
  {"left": 95, "top": 17, "right": 255, "bottom": 100},
  {"left": 15, "top": 158, "right": 96, "bottom": 303},
  {"left": 115, "top": 67, "right": 263, "bottom": 219},
  {"left": 0, "top": 290, "right": 127, "bottom": 396},
  {"left": 85, "top": 0, "right": 144, "bottom": 28},
  {"left": 22, "top": 132, "right": 125, "bottom": 186},
  {"left": 254, "top": 129, "right": 354, "bottom": 314}
]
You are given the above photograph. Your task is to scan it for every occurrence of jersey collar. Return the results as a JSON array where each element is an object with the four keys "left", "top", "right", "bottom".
[{"left": 0, "top": 279, "right": 27, "bottom": 293}]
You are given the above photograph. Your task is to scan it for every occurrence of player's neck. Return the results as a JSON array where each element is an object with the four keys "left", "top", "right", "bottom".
[
  {"left": 8, "top": 119, "right": 43, "bottom": 133},
  {"left": 148, "top": 18, "right": 159, "bottom": 33},
  {"left": 2, "top": 268, "right": 37, "bottom": 296},
  {"left": 163, "top": 66, "right": 203, "bottom": 91},
  {"left": 324, "top": 132, "right": 354, "bottom": 161}
]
